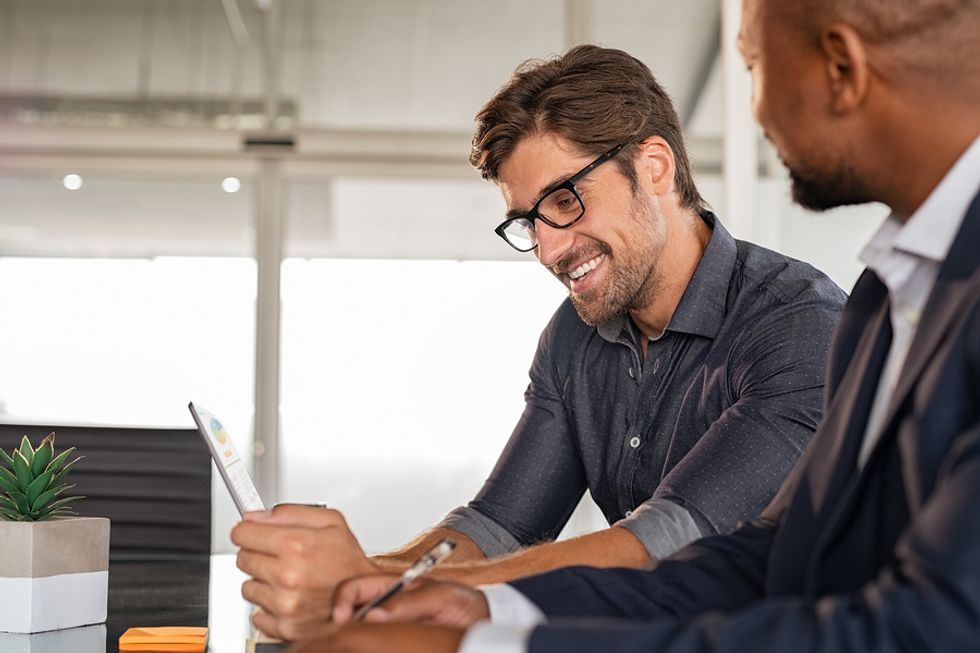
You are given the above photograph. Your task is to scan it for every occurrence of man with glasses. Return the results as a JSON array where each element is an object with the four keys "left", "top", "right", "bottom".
[{"left": 231, "top": 44, "right": 846, "bottom": 642}]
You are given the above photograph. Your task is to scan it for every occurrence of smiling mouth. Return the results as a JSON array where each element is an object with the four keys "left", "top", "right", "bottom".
[{"left": 567, "top": 253, "right": 605, "bottom": 281}]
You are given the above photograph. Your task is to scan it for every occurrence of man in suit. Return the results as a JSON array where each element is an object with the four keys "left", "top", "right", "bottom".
[{"left": 291, "top": 0, "right": 980, "bottom": 651}]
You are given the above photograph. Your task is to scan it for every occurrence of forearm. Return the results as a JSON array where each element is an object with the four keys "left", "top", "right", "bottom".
[
  {"left": 429, "top": 526, "right": 651, "bottom": 586},
  {"left": 511, "top": 519, "right": 774, "bottom": 621},
  {"left": 372, "top": 527, "right": 486, "bottom": 571}
]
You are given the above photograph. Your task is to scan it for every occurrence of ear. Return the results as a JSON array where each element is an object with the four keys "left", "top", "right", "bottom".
[
  {"left": 820, "top": 23, "right": 870, "bottom": 113},
  {"left": 635, "top": 136, "right": 676, "bottom": 197}
]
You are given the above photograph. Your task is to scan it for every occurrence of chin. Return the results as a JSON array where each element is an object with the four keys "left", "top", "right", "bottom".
[
  {"left": 570, "top": 294, "right": 618, "bottom": 327},
  {"left": 789, "top": 165, "right": 874, "bottom": 212}
]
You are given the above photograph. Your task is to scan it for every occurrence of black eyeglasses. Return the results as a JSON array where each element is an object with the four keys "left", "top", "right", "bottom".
[{"left": 494, "top": 142, "right": 630, "bottom": 252}]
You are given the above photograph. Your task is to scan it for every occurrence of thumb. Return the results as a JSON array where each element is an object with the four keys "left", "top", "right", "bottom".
[
  {"left": 332, "top": 574, "right": 403, "bottom": 623},
  {"left": 360, "top": 581, "right": 468, "bottom": 625}
]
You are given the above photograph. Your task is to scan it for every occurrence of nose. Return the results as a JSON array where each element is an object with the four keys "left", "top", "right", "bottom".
[{"left": 534, "top": 220, "right": 576, "bottom": 269}]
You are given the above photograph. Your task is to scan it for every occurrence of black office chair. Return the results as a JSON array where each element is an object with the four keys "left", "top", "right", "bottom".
[{"left": 0, "top": 423, "right": 212, "bottom": 560}]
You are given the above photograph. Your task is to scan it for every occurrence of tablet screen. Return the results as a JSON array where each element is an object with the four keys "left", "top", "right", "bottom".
[{"left": 188, "top": 402, "right": 265, "bottom": 515}]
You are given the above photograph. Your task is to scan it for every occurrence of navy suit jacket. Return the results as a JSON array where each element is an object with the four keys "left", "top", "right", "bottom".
[{"left": 510, "top": 192, "right": 980, "bottom": 653}]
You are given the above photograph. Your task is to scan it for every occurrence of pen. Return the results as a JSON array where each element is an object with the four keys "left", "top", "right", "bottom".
[{"left": 353, "top": 538, "right": 456, "bottom": 621}]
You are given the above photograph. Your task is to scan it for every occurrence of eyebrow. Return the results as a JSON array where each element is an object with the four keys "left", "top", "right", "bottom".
[{"left": 503, "top": 172, "right": 580, "bottom": 221}]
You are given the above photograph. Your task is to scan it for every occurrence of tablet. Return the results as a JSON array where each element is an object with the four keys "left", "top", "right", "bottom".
[{"left": 188, "top": 402, "right": 266, "bottom": 516}]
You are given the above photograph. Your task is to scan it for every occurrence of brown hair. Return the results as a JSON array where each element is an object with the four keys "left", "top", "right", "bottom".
[{"left": 470, "top": 44, "right": 706, "bottom": 212}]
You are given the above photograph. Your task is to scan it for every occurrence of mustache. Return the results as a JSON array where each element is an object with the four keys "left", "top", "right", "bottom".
[{"left": 550, "top": 243, "right": 611, "bottom": 276}]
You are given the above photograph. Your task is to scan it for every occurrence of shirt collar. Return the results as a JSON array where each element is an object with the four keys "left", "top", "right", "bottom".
[
  {"left": 861, "top": 134, "right": 980, "bottom": 270},
  {"left": 597, "top": 211, "right": 736, "bottom": 343}
]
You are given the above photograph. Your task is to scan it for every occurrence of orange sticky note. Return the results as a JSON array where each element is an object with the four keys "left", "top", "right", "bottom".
[{"left": 119, "top": 626, "right": 209, "bottom": 652}]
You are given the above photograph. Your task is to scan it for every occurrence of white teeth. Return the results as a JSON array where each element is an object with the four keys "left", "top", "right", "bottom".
[{"left": 568, "top": 254, "right": 605, "bottom": 280}]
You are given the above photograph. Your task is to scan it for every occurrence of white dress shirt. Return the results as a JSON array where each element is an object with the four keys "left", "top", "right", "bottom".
[
  {"left": 459, "top": 133, "right": 980, "bottom": 653},
  {"left": 857, "top": 134, "right": 980, "bottom": 466}
]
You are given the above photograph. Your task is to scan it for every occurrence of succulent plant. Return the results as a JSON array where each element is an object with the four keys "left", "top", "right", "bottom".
[{"left": 0, "top": 433, "right": 83, "bottom": 522}]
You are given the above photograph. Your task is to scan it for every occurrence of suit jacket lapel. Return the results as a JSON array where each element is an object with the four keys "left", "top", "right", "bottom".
[
  {"left": 806, "top": 280, "right": 892, "bottom": 507},
  {"left": 870, "top": 192, "right": 980, "bottom": 460},
  {"left": 813, "top": 192, "right": 980, "bottom": 561}
]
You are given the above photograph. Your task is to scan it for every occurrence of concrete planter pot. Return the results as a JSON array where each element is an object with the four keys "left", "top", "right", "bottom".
[{"left": 0, "top": 517, "right": 110, "bottom": 633}]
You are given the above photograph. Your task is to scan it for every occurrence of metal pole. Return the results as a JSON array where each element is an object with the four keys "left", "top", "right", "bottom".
[
  {"left": 721, "top": 0, "right": 757, "bottom": 238},
  {"left": 252, "top": 158, "right": 284, "bottom": 504},
  {"left": 564, "top": 0, "right": 593, "bottom": 48},
  {"left": 260, "top": 0, "right": 282, "bottom": 129}
]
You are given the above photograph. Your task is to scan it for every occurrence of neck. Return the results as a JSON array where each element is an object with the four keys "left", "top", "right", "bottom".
[
  {"left": 629, "top": 209, "right": 711, "bottom": 340},
  {"left": 867, "top": 95, "right": 980, "bottom": 221}
]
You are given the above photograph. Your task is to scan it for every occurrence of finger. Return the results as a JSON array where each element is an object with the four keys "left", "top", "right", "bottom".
[
  {"left": 361, "top": 607, "right": 391, "bottom": 623},
  {"left": 331, "top": 574, "right": 404, "bottom": 623},
  {"left": 232, "top": 520, "right": 332, "bottom": 556},
  {"left": 250, "top": 608, "right": 284, "bottom": 642},
  {"left": 265, "top": 503, "right": 348, "bottom": 528},
  {"left": 242, "top": 509, "right": 274, "bottom": 522},
  {"left": 241, "top": 578, "right": 276, "bottom": 613},
  {"left": 236, "top": 548, "right": 282, "bottom": 582},
  {"left": 367, "top": 583, "right": 447, "bottom": 622},
  {"left": 372, "top": 582, "right": 489, "bottom": 627}
]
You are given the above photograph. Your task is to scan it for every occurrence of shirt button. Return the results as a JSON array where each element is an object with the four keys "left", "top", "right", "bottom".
[
  {"left": 625, "top": 510, "right": 633, "bottom": 518},
  {"left": 629, "top": 436, "right": 641, "bottom": 448}
]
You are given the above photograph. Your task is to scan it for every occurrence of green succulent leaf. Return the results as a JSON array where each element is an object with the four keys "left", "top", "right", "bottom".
[
  {"left": 17, "top": 436, "right": 34, "bottom": 465},
  {"left": 31, "top": 438, "right": 54, "bottom": 476},
  {"left": 35, "top": 495, "right": 83, "bottom": 517},
  {"left": 0, "top": 494, "right": 19, "bottom": 511},
  {"left": 1, "top": 487, "right": 28, "bottom": 505},
  {"left": 12, "top": 450, "right": 32, "bottom": 487},
  {"left": 26, "top": 469, "right": 55, "bottom": 505},
  {"left": 30, "top": 483, "right": 73, "bottom": 513},
  {"left": 0, "top": 467, "right": 20, "bottom": 495},
  {"left": 11, "top": 491, "right": 30, "bottom": 514},
  {"left": 50, "top": 457, "right": 83, "bottom": 485},
  {"left": 0, "top": 508, "right": 24, "bottom": 521},
  {"left": 46, "top": 447, "right": 77, "bottom": 474},
  {"left": 0, "top": 448, "right": 15, "bottom": 469}
]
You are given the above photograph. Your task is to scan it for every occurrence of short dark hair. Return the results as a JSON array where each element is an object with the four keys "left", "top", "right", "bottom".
[
  {"left": 781, "top": 0, "right": 980, "bottom": 86},
  {"left": 470, "top": 44, "right": 706, "bottom": 212}
]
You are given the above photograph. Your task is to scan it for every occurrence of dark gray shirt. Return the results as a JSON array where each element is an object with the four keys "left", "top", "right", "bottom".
[{"left": 441, "top": 213, "right": 847, "bottom": 559}]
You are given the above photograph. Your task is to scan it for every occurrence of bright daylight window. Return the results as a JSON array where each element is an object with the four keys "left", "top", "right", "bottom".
[
  {"left": 279, "top": 258, "right": 569, "bottom": 552},
  {"left": 0, "top": 254, "right": 582, "bottom": 553}
]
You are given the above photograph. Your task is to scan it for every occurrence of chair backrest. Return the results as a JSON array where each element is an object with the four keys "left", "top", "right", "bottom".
[{"left": 0, "top": 423, "right": 211, "bottom": 559}]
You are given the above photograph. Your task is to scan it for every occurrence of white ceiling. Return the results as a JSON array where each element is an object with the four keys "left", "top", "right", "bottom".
[
  {"left": 0, "top": 0, "right": 722, "bottom": 134},
  {"left": 0, "top": 0, "right": 730, "bottom": 260}
]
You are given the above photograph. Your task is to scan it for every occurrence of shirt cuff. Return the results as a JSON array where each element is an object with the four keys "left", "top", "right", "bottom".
[
  {"left": 481, "top": 583, "right": 548, "bottom": 627},
  {"left": 613, "top": 497, "right": 703, "bottom": 560},
  {"left": 458, "top": 621, "right": 535, "bottom": 653},
  {"left": 439, "top": 506, "right": 524, "bottom": 558}
]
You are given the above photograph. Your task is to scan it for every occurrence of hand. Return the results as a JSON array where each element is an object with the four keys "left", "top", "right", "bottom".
[
  {"left": 232, "top": 504, "right": 377, "bottom": 641},
  {"left": 287, "top": 623, "right": 466, "bottom": 653},
  {"left": 332, "top": 574, "right": 490, "bottom": 628}
]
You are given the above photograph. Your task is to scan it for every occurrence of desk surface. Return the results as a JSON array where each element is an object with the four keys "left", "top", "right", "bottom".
[{"left": 0, "top": 555, "right": 253, "bottom": 653}]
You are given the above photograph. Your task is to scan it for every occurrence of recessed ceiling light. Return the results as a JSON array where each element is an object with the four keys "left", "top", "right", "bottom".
[
  {"left": 221, "top": 177, "right": 242, "bottom": 193},
  {"left": 62, "top": 174, "right": 83, "bottom": 191}
]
